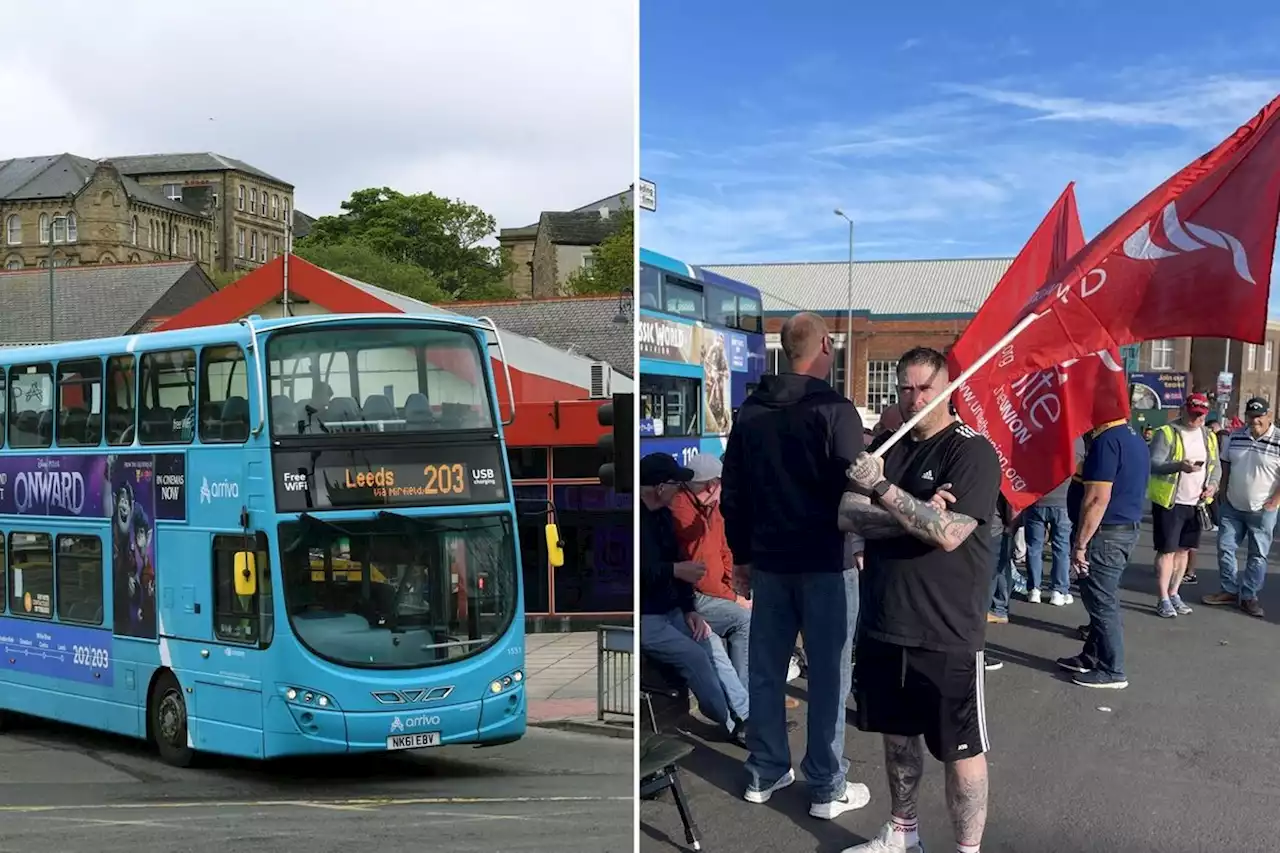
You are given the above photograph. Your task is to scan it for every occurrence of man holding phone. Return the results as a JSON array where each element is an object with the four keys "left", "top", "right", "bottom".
[{"left": 1146, "top": 393, "right": 1221, "bottom": 619}]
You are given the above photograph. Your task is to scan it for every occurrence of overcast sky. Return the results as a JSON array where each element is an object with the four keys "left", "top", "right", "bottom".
[{"left": 0, "top": 0, "right": 635, "bottom": 232}]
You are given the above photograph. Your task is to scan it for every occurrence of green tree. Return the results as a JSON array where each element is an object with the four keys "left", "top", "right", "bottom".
[
  {"left": 564, "top": 208, "right": 633, "bottom": 296},
  {"left": 292, "top": 242, "right": 449, "bottom": 305},
  {"left": 297, "top": 188, "right": 514, "bottom": 301}
]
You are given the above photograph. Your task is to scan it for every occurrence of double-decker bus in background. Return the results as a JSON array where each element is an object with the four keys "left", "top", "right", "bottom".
[
  {"left": 637, "top": 248, "right": 765, "bottom": 466},
  {"left": 0, "top": 312, "right": 562, "bottom": 766}
]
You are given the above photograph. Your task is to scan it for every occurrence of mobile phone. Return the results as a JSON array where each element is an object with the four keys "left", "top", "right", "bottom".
[{"left": 1193, "top": 460, "right": 1205, "bottom": 468}]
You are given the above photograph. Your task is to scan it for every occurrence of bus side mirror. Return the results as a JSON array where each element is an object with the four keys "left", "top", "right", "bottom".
[
  {"left": 234, "top": 551, "right": 258, "bottom": 597},
  {"left": 544, "top": 523, "right": 565, "bottom": 569}
]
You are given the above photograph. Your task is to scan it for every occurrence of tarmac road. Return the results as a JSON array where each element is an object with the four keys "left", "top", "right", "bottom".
[
  {"left": 641, "top": 524, "right": 1280, "bottom": 853},
  {"left": 0, "top": 715, "right": 632, "bottom": 853}
]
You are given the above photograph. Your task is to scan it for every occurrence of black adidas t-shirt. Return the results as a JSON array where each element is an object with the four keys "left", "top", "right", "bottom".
[{"left": 861, "top": 421, "right": 1002, "bottom": 653}]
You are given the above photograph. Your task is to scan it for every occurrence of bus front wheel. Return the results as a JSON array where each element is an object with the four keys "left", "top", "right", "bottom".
[{"left": 150, "top": 671, "right": 196, "bottom": 768}]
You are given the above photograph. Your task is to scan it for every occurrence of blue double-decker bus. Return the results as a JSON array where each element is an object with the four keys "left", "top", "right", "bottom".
[
  {"left": 0, "top": 313, "right": 562, "bottom": 766},
  {"left": 638, "top": 248, "right": 765, "bottom": 466}
]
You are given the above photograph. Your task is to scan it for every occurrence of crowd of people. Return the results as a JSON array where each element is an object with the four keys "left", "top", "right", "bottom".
[{"left": 638, "top": 310, "right": 1277, "bottom": 853}]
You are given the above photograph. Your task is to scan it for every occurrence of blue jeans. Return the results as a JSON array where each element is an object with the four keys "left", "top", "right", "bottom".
[
  {"left": 1077, "top": 524, "right": 1140, "bottom": 678},
  {"left": 1023, "top": 504, "right": 1073, "bottom": 594},
  {"left": 1216, "top": 502, "right": 1277, "bottom": 600},
  {"left": 988, "top": 531, "right": 1014, "bottom": 618},
  {"left": 640, "top": 609, "right": 742, "bottom": 731},
  {"left": 746, "top": 568, "right": 858, "bottom": 803},
  {"left": 695, "top": 592, "right": 751, "bottom": 718}
]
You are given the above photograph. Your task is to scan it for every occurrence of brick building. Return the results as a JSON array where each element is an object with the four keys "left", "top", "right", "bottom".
[
  {"left": 703, "top": 256, "right": 1248, "bottom": 420},
  {"left": 497, "top": 188, "right": 631, "bottom": 298}
]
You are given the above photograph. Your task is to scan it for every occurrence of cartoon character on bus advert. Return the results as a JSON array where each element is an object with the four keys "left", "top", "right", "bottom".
[{"left": 108, "top": 455, "right": 158, "bottom": 639}]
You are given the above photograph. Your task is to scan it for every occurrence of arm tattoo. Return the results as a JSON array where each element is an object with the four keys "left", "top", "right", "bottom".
[
  {"left": 945, "top": 757, "right": 989, "bottom": 846},
  {"left": 882, "top": 484, "right": 979, "bottom": 551},
  {"left": 883, "top": 735, "right": 924, "bottom": 821},
  {"left": 838, "top": 492, "right": 904, "bottom": 539}
]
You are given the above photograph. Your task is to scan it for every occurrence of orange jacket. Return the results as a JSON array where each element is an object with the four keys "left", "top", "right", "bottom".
[{"left": 669, "top": 490, "right": 736, "bottom": 602}]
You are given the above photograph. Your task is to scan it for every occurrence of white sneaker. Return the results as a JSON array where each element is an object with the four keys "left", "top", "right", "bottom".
[
  {"left": 787, "top": 655, "right": 801, "bottom": 682},
  {"left": 1050, "top": 591, "right": 1073, "bottom": 606},
  {"left": 744, "top": 768, "right": 794, "bottom": 804},
  {"left": 841, "top": 820, "right": 924, "bottom": 852},
  {"left": 809, "top": 780, "right": 871, "bottom": 819},
  {"left": 1028, "top": 588, "right": 1041, "bottom": 604}
]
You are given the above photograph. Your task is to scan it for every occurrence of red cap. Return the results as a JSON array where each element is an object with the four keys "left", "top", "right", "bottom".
[{"left": 1186, "top": 393, "right": 1210, "bottom": 413}]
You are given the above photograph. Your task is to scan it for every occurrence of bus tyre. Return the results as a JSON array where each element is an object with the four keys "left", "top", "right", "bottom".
[
  {"left": 150, "top": 672, "right": 196, "bottom": 768},
  {"left": 0, "top": 710, "right": 10, "bottom": 732}
]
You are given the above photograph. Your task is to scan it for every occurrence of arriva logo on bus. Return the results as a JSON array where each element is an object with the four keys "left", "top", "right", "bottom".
[
  {"left": 199, "top": 477, "right": 240, "bottom": 504},
  {"left": 389, "top": 714, "right": 441, "bottom": 733}
]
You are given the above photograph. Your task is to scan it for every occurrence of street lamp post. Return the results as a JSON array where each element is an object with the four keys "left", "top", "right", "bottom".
[
  {"left": 833, "top": 209, "right": 854, "bottom": 401},
  {"left": 47, "top": 214, "right": 69, "bottom": 341}
]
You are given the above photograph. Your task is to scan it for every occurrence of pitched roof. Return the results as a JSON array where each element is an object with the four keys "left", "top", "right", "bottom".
[
  {"left": 447, "top": 296, "right": 634, "bottom": 377},
  {"left": 108, "top": 152, "right": 291, "bottom": 187},
  {"left": 0, "top": 154, "right": 198, "bottom": 216},
  {"left": 0, "top": 261, "right": 216, "bottom": 343},
  {"left": 701, "top": 257, "right": 1015, "bottom": 316},
  {"left": 292, "top": 209, "right": 317, "bottom": 240},
  {"left": 540, "top": 211, "right": 623, "bottom": 246}
]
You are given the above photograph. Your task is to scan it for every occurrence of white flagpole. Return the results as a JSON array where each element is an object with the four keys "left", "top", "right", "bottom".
[{"left": 871, "top": 312, "right": 1042, "bottom": 458}]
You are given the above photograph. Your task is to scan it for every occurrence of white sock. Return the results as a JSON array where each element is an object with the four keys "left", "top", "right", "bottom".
[
  {"left": 956, "top": 844, "right": 980, "bottom": 853},
  {"left": 890, "top": 814, "right": 919, "bottom": 847}
]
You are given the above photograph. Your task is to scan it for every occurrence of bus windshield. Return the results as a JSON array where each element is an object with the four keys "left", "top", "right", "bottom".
[
  {"left": 267, "top": 325, "right": 495, "bottom": 436},
  {"left": 278, "top": 513, "right": 516, "bottom": 669}
]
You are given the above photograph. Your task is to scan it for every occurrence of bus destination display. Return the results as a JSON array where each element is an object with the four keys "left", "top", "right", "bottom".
[{"left": 273, "top": 445, "right": 506, "bottom": 511}]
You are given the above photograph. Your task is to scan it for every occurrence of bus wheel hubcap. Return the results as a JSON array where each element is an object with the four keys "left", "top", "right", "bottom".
[{"left": 159, "top": 692, "right": 184, "bottom": 744}]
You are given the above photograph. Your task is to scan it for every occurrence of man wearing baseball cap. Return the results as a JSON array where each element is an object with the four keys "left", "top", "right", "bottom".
[
  {"left": 1146, "top": 393, "right": 1221, "bottom": 619},
  {"left": 1204, "top": 396, "right": 1280, "bottom": 617},
  {"left": 639, "top": 452, "right": 748, "bottom": 743}
]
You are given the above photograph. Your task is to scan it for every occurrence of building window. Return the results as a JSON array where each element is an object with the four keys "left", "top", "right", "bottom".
[
  {"left": 148, "top": 220, "right": 155, "bottom": 250},
  {"left": 163, "top": 183, "right": 182, "bottom": 201},
  {"left": 1267, "top": 342, "right": 1274, "bottom": 373},
  {"left": 250, "top": 188, "right": 258, "bottom": 215},
  {"left": 1150, "top": 339, "right": 1175, "bottom": 371},
  {"left": 1248, "top": 344, "right": 1258, "bottom": 371},
  {"left": 67, "top": 213, "right": 77, "bottom": 243},
  {"left": 39, "top": 213, "right": 50, "bottom": 244},
  {"left": 237, "top": 227, "right": 246, "bottom": 258},
  {"left": 6, "top": 214, "right": 21, "bottom": 245},
  {"left": 250, "top": 231, "right": 258, "bottom": 260},
  {"left": 5, "top": 256, "right": 21, "bottom": 270},
  {"left": 866, "top": 360, "right": 899, "bottom": 414},
  {"left": 271, "top": 194, "right": 279, "bottom": 219},
  {"left": 131, "top": 216, "right": 138, "bottom": 246},
  {"left": 51, "top": 214, "right": 66, "bottom": 244},
  {"left": 237, "top": 184, "right": 245, "bottom": 211},
  {"left": 283, "top": 198, "right": 290, "bottom": 224},
  {"left": 185, "top": 229, "right": 192, "bottom": 258}
]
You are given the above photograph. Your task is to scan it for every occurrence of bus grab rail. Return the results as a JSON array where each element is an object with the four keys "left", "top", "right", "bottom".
[
  {"left": 239, "top": 317, "right": 267, "bottom": 436},
  {"left": 475, "top": 316, "right": 516, "bottom": 427}
]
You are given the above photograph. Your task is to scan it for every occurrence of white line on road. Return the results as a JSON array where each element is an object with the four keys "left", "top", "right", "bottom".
[{"left": 0, "top": 795, "right": 631, "bottom": 814}]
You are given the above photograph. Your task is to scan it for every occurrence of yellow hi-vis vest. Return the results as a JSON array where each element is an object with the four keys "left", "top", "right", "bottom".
[{"left": 1147, "top": 423, "right": 1218, "bottom": 509}]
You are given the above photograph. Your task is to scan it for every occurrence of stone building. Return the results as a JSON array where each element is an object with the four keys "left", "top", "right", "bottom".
[
  {"left": 498, "top": 188, "right": 631, "bottom": 298},
  {"left": 0, "top": 155, "right": 213, "bottom": 271},
  {"left": 109, "top": 153, "right": 295, "bottom": 273}
]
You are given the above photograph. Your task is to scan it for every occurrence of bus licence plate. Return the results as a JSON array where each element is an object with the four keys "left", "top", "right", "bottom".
[{"left": 386, "top": 732, "right": 441, "bottom": 750}]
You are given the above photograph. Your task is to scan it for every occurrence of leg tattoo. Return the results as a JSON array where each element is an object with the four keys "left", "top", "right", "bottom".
[
  {"left": 883, "top": 735, "right": 924, "bottom": 821},
  {"left": 945, "top": 755, "right": 988, "bottom": 847}
]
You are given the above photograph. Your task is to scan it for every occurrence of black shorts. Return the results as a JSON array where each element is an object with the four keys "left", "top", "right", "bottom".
[
  {"left": 1151, "top": 503, "right": 1201, "bottom": 554},
  {"left": 852, "top": 635, "right": 988, "bottom": 763}
]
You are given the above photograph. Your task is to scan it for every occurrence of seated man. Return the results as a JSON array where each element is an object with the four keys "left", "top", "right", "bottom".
[{"left": 639, "top": 452, "right": 748, "bottom": 744}]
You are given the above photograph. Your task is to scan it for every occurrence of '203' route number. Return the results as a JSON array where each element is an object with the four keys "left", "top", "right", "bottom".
[{"left": 72, "top": 645, "right": 110, "bottom": 670}]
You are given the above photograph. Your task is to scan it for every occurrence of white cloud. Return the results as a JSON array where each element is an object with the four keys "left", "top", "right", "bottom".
[{"left": 0, "top": 0, "right": 635, "bottom": 230}]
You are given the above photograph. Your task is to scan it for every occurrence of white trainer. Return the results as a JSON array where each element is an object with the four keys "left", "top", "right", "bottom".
[
  {"left": 809, "top": 780, "right": 871, "bottom": 819},
  {"left": 841, "top": 820, "right": 925, "bottom": 852},
  {"left": 1028, "top": 588, "right": 1041, "bottom": 603},
  {"left": 1050, "top": 591, "right": 1073, "bottom": 606},
  {"left": 743, "top": 768, "right": 795, "bottom": 804},
  {"left": 787, "top": 655, "right": 802, "bottom": 682}
]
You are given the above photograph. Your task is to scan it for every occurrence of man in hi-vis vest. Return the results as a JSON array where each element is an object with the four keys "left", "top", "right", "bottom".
[{"left": 1147, "top": 393, "right": 1221, "bottom": 619}]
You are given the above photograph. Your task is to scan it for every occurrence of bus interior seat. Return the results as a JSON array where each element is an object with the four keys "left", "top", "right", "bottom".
[
  {"left": 404, "top": 393, "right": 434, "bottom": 428},
  {"left": 36, "top": 409, "right": 54, "bottom": 444},
  {"left": 220, "top": 396, "right": 250, "bottom": 442},
  {"left": 106, "top": 408, "right": 132, "bottom": 444},
  {"left": 439, "top": 402, "right": 469, "bottom": 429},
  {"left": 85, "top": 412, "right": 102, "bottom": 444},
  {"left": 141, "top": 406, "right": 174, "bottom": 442},
  {"left": 361, "top": 395, "right": 398, "bottom": 428},
  {"left": 60, "top": 407, "right": 90, "bottom": 445},
  {"left": 14, "top": 410, "right": 38, "bottom": 446},
  {"left": 271, "top": 395, "right": 299, "bottom": 434},
  {"left": 324, "top": 397, "right": 363, "bottom": 432}
]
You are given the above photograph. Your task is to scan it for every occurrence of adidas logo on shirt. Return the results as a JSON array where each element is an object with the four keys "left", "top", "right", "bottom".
[{"left": 921, "top": 470, "right": 934, "bottom": 481}]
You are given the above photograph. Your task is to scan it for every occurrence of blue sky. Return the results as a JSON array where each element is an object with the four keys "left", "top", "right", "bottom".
[{"left": 640, "top": 0, "right": 1280, "bottom": 310}]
